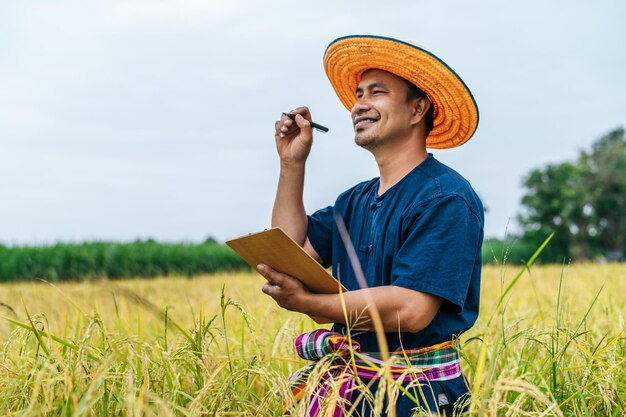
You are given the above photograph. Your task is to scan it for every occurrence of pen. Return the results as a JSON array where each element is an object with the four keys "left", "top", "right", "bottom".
[{"left": 282, "top": 112, "right": 329, "bottom": 133}]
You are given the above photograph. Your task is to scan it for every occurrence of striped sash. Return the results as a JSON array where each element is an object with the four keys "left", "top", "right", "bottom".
[{"left": 288, "top": 330, "right": 462, "bottom": 417}]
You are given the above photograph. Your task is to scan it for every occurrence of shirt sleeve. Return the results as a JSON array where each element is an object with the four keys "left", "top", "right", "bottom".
[
  {"left": 391, "top": 194, "right": 483, "bottom": 312},
  {"left": 307, "top": 205, "right": 334, "bottom": 269}
]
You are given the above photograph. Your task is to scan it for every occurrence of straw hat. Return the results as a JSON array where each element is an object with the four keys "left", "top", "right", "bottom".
[{"left": 323, "top": 35, "right": 479, "bottom": 149}]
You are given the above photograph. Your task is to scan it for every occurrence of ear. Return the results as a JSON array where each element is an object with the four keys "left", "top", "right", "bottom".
[{"left": 410, "top": 97, "right": 431, "bottom": 126}]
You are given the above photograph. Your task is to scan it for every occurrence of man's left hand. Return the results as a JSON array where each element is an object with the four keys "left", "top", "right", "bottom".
[{"left": 258, "top": 264, "right": 312, "bottom": 313}]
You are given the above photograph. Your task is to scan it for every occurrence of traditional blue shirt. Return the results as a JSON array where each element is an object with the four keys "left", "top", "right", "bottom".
[{"left": 307, "top": 154, "right": 484, "bottom": 353}]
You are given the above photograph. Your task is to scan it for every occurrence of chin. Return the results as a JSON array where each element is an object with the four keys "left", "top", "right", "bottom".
[{"left": 355, "top": 134, "right": 381, "bottom": 150}]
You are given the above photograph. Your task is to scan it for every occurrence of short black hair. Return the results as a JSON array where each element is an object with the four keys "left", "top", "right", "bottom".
[{"left": 405, "top": 80, "right": 434, "bottom": 137}]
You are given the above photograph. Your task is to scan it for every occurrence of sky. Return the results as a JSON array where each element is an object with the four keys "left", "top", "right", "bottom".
[{"left": 1, "top": 0, "right": 625, "bottom": 245}]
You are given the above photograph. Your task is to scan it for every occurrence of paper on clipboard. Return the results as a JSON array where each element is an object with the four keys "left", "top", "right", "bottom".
[{"left": 225, "top": 228, "right": 346, "bottom": 294}]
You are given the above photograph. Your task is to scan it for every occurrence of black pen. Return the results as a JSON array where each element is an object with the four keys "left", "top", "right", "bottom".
[{"left": 282, "top": 112, "right": 329, "bottom": 133}]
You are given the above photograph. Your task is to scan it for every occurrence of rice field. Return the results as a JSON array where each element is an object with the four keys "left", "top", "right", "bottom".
[{"left": 0, "top": 263, "right": 625, "bottom": 416}]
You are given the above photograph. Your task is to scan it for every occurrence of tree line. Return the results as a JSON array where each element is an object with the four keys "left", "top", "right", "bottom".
[
  {"left": 0, "top": 240, "right": 248, "bottom": 282},
  {"left": 486, "top": 127, "right": 626, "bottom": 264}
]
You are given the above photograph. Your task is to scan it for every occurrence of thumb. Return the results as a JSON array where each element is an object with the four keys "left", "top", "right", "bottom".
[{"left": 295, "top": 114, "right": 311, "bottom": 131}]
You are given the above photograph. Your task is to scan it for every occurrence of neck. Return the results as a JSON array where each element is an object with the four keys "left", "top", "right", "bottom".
[{"left": 372, "top": 138, "right": 429, "bottom": 196}]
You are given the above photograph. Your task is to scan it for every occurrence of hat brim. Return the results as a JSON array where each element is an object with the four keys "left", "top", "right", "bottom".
[{"left": 323, "top": 35, "right": 479, "bottom": 149}]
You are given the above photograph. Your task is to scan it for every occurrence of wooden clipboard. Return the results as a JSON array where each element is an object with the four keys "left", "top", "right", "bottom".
[{"left": 226, "top": 228, "right": 346, "bottom": 294}]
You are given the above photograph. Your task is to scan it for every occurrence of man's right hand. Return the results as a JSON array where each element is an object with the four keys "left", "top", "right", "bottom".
[{"left": 274, "top": 106, "right": 313, "bottom": 165}]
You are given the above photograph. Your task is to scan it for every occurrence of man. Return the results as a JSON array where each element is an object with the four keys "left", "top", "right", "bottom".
[{"left": 259, "top": 35, "right": 483, "bottom": 416}]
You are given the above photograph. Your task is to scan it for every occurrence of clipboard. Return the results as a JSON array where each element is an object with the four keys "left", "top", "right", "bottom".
[{"left": 226, "top": 228, "right": 346, "bottom": 294}]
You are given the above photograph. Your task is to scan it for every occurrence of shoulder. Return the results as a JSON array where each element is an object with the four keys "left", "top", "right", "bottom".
[{"left": 406, "top": 157, "right": 484, "bottom": 222}]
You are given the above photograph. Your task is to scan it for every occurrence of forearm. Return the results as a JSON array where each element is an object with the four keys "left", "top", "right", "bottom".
[
  {"left": 272, "top": 162, "right": 308, "bottom": 245},
  {"left": 299, "top": 286, "right": 442, "bottom": 333}
]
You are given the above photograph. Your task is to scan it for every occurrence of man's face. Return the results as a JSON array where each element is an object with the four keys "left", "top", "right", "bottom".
[{"left": 351, "top": 69, "right": 415, "bottom": 151}]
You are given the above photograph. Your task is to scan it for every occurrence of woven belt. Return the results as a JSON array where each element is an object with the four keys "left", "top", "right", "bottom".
[{"left": 288, "top": 330, "right": 462, "bottom": 417}]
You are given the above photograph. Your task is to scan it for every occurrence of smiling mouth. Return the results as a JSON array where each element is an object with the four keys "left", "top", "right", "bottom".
[{"left": 354, "top": 118, "right": 379, "bottom": 130}]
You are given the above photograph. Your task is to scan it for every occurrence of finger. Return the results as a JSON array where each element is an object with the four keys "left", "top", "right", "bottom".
[
  {"left": 275, "top": 118, "right": 295, "bottom": 138},
  {"left": 256, "top": 264, "right": 276, "bottom": 285},
  {"left": 261, "top": 281, "right": 273, "bottom": 295},
  {"left": 294, "top": 114, "right": 311, "bottom": 131},
  {"left": 257, "top": 264, "right": 282, "bottom": 285},
  {"left": 291, "top": 107, "right": 312, "bottom": 120},
  {"left": 281, "top": 119, "right": 293, "bottom": 132}
]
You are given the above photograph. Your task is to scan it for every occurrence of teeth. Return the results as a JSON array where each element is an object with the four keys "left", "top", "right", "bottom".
[{"left": 355, "top": 118, "right": 377, "bottom": 127}]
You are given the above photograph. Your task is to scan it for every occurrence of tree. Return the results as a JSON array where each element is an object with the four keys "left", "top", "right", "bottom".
[
  {"left": 517, "top": 127, "right": 626, "bottom": 262},
  {"left": 518, "top": 162, "right": 591, "bottom": 262},
  {"left": 580, "top": 128, "right": 626, "bottom": 258}
]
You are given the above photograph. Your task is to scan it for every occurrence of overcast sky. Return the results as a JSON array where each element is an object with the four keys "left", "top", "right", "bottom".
[{"left": 1, "top": 0, "right": 625, "bottom": 245}]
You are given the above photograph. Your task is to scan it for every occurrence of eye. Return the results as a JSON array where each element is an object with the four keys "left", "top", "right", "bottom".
[{"left": 372, "top": 90, "right": 384, "bottom": 95}]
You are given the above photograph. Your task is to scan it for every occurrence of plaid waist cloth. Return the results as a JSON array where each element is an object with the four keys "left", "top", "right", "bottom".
[{"left": 288, "top": 329, "right": 462, "bottom": 417}]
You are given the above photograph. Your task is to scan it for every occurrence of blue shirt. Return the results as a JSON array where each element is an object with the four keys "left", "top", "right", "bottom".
[{"left": 307, "top": 154, "right": 484, "bottom": 352}]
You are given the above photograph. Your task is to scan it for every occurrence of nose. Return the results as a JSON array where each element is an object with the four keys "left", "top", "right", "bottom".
[{"left": 351, "top": 97, "right": 370, "bottom": 118}]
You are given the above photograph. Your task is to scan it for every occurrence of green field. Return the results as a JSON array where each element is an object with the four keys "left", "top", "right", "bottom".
[{"left": 1, "top": 264, "right": 625, "bottom": 416}]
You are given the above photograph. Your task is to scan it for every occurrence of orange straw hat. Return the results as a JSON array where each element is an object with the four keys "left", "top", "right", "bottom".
[{"left": 324, "top": 35, "right": 479, "bottom": 149}]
